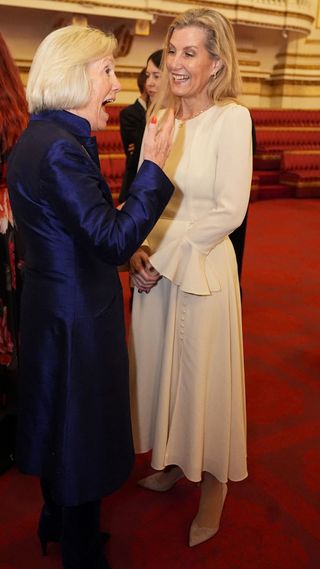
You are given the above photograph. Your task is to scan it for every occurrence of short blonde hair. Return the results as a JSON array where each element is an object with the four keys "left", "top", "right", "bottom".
[
  {"left": 149, "top": 8, "right": 242, "bottom": 119},
  {"left": 27, "top": 25, "right": 117, "bottom": 114}
]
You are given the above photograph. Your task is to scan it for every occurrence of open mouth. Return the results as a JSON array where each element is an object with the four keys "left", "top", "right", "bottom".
[
  {"left": 102, "top": 98, "right": 115, "bottom": 106},
  {"left": 171, "top": 73, "right": 189, "bottom": 83}
]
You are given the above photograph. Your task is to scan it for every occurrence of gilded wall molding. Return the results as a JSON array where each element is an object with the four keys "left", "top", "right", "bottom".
[
  {"left": 269, "top": 78, "right": 320, "bottom": 85},
  {"left": 233, "top": 20, "right": 312, "bottom": 32},
  {"left": 242, "top": 75, "right": 320, "bottom": 85},
  {"left": 238, "top": 48, "right": 258, "bottom": 54},
  {"left": 277, "top": 51, "right": 320, "bottom": 58},
  {"left": 16, "top": 60, "right": 148, "bottom": 79},
  {"left": 273, "top": 62, "right": 320, "bottom": 69},
  {"left": 0, "top": 0, "right": 154, "bottom": 19},
  {"left": 4, "top": 0, "right": 314, "bottom": 28},
  {"left": 243, "top": 72, "right": 273, "bottom": 78},
  {"left": 150, "top": 6, "right": 314, "bottom": 27},
  {"left": 4, "top": 0, "right": 319, "bottom": 107},
  {"left": 239, "top": 60, "right": 261, "bottom": 66}
]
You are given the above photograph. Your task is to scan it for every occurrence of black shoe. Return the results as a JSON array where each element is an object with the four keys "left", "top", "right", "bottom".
[
  {"left": 38, "top": 522, "right": 110, "bottom": 556},
  {"left": 37, "top": 505, "right": 61, "bottom": 555},
  {"left": 38, "top": 499, "right": 111, "bottom": 556}
]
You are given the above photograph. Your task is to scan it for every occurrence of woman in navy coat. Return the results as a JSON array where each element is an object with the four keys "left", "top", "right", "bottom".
[{"left": 7, "top": 24, "right": 174, "bottom": 569}]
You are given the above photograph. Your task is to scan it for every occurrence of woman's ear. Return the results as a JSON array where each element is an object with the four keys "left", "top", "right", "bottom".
[{"left": 210, "top": 58, "right": 224, "bottom": 78}]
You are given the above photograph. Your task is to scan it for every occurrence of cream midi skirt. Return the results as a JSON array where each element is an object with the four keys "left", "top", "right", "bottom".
[{"left": 129, "top": 237, "right": 248, "bottom": 483}]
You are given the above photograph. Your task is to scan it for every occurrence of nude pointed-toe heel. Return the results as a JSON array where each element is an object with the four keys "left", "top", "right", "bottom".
[
  {"left": 189, "top": 483, "right": 228, "bottom": 547},
  {"left": 138, "top": 467, "right": 184, "bottom": 492}
]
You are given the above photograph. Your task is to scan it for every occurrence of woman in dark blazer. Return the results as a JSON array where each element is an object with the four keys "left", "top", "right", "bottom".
[
  {"left": 7, "top": 24, "right": 174, "bottom": 569},
  {"left": 119, "top": 68, "right": 148, "bottom": 203}
]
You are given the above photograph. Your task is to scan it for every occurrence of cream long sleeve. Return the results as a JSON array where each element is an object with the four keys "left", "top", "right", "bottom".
[{"left": 146, "top": 104, "right": 253, "bottom": 295}]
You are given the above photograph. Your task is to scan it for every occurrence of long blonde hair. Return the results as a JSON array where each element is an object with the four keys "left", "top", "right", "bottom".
[{"left": 148, "top": 8, "right": 242, "bottom": 120}]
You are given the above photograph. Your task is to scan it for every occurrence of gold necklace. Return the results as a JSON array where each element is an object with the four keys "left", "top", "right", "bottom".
[{"left": 176, "top": 104, "right": 212, "bottom": 127}]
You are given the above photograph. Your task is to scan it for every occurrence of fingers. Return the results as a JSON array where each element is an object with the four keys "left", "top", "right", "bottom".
[
  {"left": 130, "top": 253, "right": 161, "bottom": 292},
  {"left": 143, "top": 108, "right": 175, "bottom": 169},
  {"left": 131, "top": 266, "right": 159, "bottom": 286},
  {"left": 131, "top": 258, "right": 160, "bottom": 282},
  {"left": 131, "top": 272, "right": 155, "bottom": 292},
  {"left": 149, "top": 109, "right": 174, "bottom": 146},
  {"left": 146, "top": 264, "right": 160, "bottom": 277},
  {"left": 130, "top": 249, "right": 150, "bottom": 273},
  {"left": 131, "top": 270, "right": 162, "bottom": 294},
  {"left": 159, "top": 108, "right": 175, "bottom": 140},
  {"left": 145, "top": 116, "right": 157, "bottom": 144}
]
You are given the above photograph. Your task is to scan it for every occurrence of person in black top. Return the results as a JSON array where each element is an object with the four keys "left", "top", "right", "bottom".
[
  {"left": 229, "top": 120, "right": 256, "bottom": 293},
  {"left": 119, "top": 68, "right": 148, "bottom": 203}
]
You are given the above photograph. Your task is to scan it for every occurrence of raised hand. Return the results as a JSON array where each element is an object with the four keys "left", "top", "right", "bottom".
[{"left": 143, "top": 108, "right": 175, "bottom": 169}]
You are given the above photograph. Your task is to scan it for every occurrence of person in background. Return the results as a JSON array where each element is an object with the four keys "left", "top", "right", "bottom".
[
  {"left": 119, "top": 49, "right": 162, "bottom": 203},
  {"left": 120, "top": 50, "right": 165, "bottom": 307},
  {"left": 119, "top": 68, "right": 148, "bottom": 203},
  {"left": 129, "top": 8, "right": 252, "bottom": 548},
  {"left": 119, "top": 49, "right": 164, "bottom": 204},
  {"left": 0, "top": 33, "right": 28, "bottom": 474},
  {"left": 229, "top": 121, "right": 256, "bottom": 292},
  {"left": 145, "top": 49, "right": 163, "bottom": 103},
  {"left": 7, "top": 24, "right": 174, "bottom": 569}
]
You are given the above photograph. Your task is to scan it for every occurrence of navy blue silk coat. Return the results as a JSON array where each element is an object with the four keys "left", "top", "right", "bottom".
[{"left": 7, "top": 110, "right": 174, "bottom": 506}]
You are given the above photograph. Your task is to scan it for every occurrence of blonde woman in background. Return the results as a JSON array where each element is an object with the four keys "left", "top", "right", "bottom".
[{"left": 129, "top": 8, "right": 253, "bottom": 547}]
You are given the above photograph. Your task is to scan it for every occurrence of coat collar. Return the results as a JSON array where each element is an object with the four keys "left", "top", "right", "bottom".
[
  {"left": 31, "top": 110, "right": 100, "bottom": 165},
  {"left": 31, "top": 110, "right": 92, "bottom": 138}
]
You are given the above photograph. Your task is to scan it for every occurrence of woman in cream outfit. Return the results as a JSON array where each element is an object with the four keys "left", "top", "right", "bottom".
[{"left": 129, "top": 8, "right": 253, "bottom": 547}]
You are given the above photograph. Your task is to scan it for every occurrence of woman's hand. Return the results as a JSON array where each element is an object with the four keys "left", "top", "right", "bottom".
[
  {"left": 130, "top": 246, "right": 161, "bottom": 293},
  {"left": 143, "top": 109, "right": 175, "bottom": 169}
]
